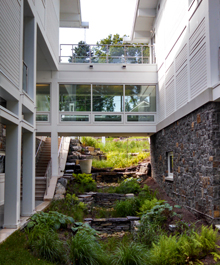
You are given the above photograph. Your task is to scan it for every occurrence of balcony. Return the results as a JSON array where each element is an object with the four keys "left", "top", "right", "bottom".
[{"left": 59, "top": 43, "right": 155, "bottom": 64}]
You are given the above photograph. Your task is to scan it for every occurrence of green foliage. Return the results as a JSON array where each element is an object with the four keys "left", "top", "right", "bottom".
[
  {"left": 115, "top": 178, "right": 140, "bottom": 194},
  {"left": 138, "top": 185, "right": 157, "bottom": 202},
  {"left": 114, "top": 197, "right": 141, "bottom": 217},
  {"left": 149, "top": 226, "right": 220, "bottom": 265},
  {"left": 69, "top": 41, "right": 91, "bottom": 63},
  {"left": 81, "top": 136, "right": 98, "bottom": 148},
  {"left": 111, "top": 241, "right": 148, "bottom": 265},
  {"left": 72, "top": 173, "right": 97, "bottom": 194},
  {"left": 92, "top": 137, "right": 150, "bottom": 169},
  {"left": 27, "top": 211, "right": 74, "bottom": 230},
  {"left": 69, "top": 228, "right": 108, "bottom": 265},
  {"left": 139, "top": 198, "right": 165, "bottom": 215},
  {"left": 27, "top": 228, "right": 66, "bottom": 263},
  {"left": 141, "top": 202, "right": 174, "bottom": 224},
  {"left": 46, "top": 194, "right": 87, "bottom": 222}
]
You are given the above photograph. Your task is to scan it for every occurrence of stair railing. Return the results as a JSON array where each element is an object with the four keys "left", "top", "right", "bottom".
[
  {"left": 44, "top": 158, "right": 52, "bottom": 195},
  {"left": 58, "top": 136, "right": 64, "bottom": 172},
  {"left": 35, "top": 136, "right": 44, "bottom": 163}
]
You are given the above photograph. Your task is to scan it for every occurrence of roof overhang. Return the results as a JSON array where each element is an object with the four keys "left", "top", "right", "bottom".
[
  {"left": 60, "top": 0, "right": 89, "bottom": 28},
  {"left": 129, "top": 0, "right": 158, "bottom": 43}
]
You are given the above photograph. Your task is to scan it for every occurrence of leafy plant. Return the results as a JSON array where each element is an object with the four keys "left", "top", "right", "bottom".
[
  {"left": 114, "top": 197, "right": 141, "bottom": 217},
  {"left": 27, "top": 211, "right": 74, "bottom": 230},
  {"left": 69, "top": 228, "right": 108, "bottom": 265},
  {"left": 27, "top": 227, "right": 66, "bottom": 263},
  {"left": 111, "top": 241, "right": 148, "bottom": 265},
  {"left": 115, "top": 178, "right": 140, "bottom": 194},
  {"left": 139, "top": 198, "right": 164, "bottom": 215},
  {"left": 81, "top": 136, "right": 98, "bottom": 148}
]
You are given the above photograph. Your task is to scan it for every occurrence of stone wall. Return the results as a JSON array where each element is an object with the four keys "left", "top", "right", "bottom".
[
  {"left": 0, "top": 123, "right": 6, "bottom": 152},
  {"left": 150, "top": 102, "right": 220, "bottom": 224}
]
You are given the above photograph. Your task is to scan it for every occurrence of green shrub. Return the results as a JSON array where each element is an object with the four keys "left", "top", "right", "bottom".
[
  {"left": 72, "top": 173, "right": 97, "bottom": 194},
  {"left": 81, "top": 136, "right": 98, "bottom": 148},
  {"left": 139, "top": 198, "right": 164, "bottom": 215},
  {"left": 73, "top": 173, "right": 94, "bottom": 184},
  {"left": 115, "top": 178, "right": 140, "bottom": 194},
  {"left": 47, "top": 195, "right": 87, "bottom": 222},
  {"left": 27, "top": 228, "right": 66, "bottom": 264},
  {"left": 111, "top": 241, "right": 148, "bottom": 265},
  {"left": 138, "top": 185, "right": 157, "bottom": 201},
  {"left": 69, "top": 229, "right": 108, "bottom": 265},
  {"left": 27, "top": 211, "right": 74, "bottom": 230},
  {"left": 114, "top": 198, "right": 141, "bottom": 217},
  {"left": 136, "top": 220, "right": 166, "bottom": 248}
]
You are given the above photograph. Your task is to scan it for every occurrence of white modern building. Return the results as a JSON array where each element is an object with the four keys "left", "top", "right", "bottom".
[{"left": 1, "top": 0, "right": 220, "bottom": 228}]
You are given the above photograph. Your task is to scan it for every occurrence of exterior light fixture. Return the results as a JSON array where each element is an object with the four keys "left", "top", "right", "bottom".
[
  {"left": 89, "top": 65, "right": 93, "bottom": 68},
  {"left": 122, "top": 65, "right": 126, "bottom": 69}
]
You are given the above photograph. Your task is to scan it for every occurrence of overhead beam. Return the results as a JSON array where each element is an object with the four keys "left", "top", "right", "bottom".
[
  {"left": 134, "top": 31, "right": 151, "bottom": 39},
  {"left": 138, "top": 8, "right": 156, "bottom": 18}
]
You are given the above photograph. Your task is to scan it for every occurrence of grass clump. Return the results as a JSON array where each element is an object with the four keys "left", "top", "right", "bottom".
[
  {"left": 115, "top": 178, "right": 141, "bottom": 194},
  {"left": 114, "top": 197, "right": 141, "bottom": 217},
  {"left": 69, "top": 228, "right": 108, "bottom": 265},
  {"left": 111, "top": 241, "right": 148, "bottom": 265},
  {"left": 71, "top": 173, "right": 97, "bottom": 194},
  {"left": 81, "top": 136, "right": 98, "bottom": 148}
]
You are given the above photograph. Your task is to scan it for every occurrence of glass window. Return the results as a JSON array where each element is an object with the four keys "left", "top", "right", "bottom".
[
  {"left": 125, "top": 85, "right": 156, "bottom": 112},
  {"left": 127, "top": 115, "right": 154, "bottom": 122},
  {"left": 36, "top": 114, "right": 49, "bottom": 122},
  {"left": 59, "top": 84, "right": 91, "bottom": 112},
  {"left": 61, "top": 115, "right": 89, "bottom": 122},
  {"left": 168, "top": 152, "right": 173, "bottom": 177},
  {"left": 93, "top": 85, "right": 123, "bottom": 112},
  {"left": 36, "top": 84, "right": 50, "bottom": 111},
  {"left": 94, "top": 115, "right": 121, "bottom": 122},
  {"left": 0, "top": 155, "right": 5, "bottom": 174}
]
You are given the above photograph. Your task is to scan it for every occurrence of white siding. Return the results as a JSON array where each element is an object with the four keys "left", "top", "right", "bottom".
[
  {"left": 0, "top": 0, "right": 21, "bottom": 87},
  {"left": 46, "top": 0, "right": 59, "bottom": 59},
  {"left": 176, "top": 65, "right": 188, "bottom": 109},
  {"left": 166, "top": 79, "right": 175, "bottom": 117}
]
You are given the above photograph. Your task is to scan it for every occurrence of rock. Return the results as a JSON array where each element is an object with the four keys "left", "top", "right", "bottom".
[
  {"left": 57, "top": 178, "right": 68, "bottom": 188},
  {"left": 54, "top": 194, "right": 64, "bottom": 200},
  {"left": 55, "top": 182, "right": 66, "bottom": 195},
  {"left": 125, "top": 193, "right": 134, "bottom": 198}
]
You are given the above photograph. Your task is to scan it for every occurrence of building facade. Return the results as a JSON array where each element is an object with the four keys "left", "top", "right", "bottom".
[{"left": 1, "top": 0, "right": 220, "bottom": 228}]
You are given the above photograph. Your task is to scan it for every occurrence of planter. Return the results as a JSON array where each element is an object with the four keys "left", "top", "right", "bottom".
[{"left": 80, "top": 159, "right": 92, "bottom": 174}]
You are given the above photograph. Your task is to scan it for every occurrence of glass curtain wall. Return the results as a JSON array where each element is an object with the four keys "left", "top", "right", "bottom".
[
  {"left": 36, "top": 84, "right": 50, "bottom": 121},
  {"left": 59, "top": 84, "right": 91, "bottom": 112}
]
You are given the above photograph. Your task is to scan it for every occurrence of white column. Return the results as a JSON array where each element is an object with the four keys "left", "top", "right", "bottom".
[
  {"left": 102, "top": 136, "right": 106, "bottom": 145},
  {"left": 51, "top": 131, "right": 59, "bottom": 177},
  {"left": 4, "top": 124, "right": 21, "bottom": 228},
  {"left": 21, "top": 131, "right": 35, "bottom": 216}
]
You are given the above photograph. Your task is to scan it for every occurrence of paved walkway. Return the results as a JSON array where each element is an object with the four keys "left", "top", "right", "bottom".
[{"left": 0, "top": 200, "right": 50, "bottom": 243}]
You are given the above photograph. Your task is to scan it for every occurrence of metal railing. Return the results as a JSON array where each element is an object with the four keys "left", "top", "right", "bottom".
[
  {"left": 35, "top": 136, "right": 44, "bottom": 163},
  {"left": 58, "top": 136, "right": 64, "bottom": 171},
  {"left": 45, "top": 158, "right": 52, "bottom": 195},
  {"left": 60, "top": 44, "right": 152, "bottom": 64}
]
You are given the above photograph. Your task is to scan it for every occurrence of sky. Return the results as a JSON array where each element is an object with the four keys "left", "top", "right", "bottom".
[{"left": 59, "top": 0, "right": 137, "bottom": 45}]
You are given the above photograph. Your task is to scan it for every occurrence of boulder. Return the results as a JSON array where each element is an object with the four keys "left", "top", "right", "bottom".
[
  {"left": 57, "top": 177, "right": 68, "bottom": 188},
  {"left": 55, "top": 182, "right": 66, "bottom": 195}
]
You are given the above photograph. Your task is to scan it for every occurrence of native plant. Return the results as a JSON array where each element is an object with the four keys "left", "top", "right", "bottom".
[
  {"left": 115, "top": 178, "right": 140, "bottom": 194},
  {"left": 114, "top": 197, "right": 141, "bottom": 217},
  {"left": 111, "top": 241, "right": 148, "bottom": 265}
]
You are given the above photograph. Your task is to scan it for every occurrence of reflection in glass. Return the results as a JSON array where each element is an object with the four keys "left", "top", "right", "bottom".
[
  {"left": 36, "top": 84, "right": 50, "bottom": 111},
  {"left": 93, "top": 85, "right": 123, "bottom": 112},
  {"left": 36, "top": 114, "right": 48, "bottom": 122},
  {"left": 127, "top": 115, "right": 154, "bottom": 122},
  {"left": 125, "top": 85, "right": 156, "bottom": 112},
  {"left": 0, "top": 155, "right": 5, "bottom": 173},
  {"left": 59, "top": 84, "right": 91, "bottom": 112},
  {"left": 94, "top": 115, "right": 121, "bottom": 122},
  {"left": 61, "top": 115, "right": 89, "bottom": 122}
]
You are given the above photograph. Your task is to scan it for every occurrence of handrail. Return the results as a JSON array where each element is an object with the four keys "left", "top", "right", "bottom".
[
  {"left": 59, "top": 43, "right": 153, "bottom": 64},
  {"left": 44, "top": 158, "right": 52, "bottom": 195},
  {"left": 58, "top": 136, "right": 64, "bottom": 156},
  {"left": 35, "top": 137, "right": 44, "bottom": 165}
]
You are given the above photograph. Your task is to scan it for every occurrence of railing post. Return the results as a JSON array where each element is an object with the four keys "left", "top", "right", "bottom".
[
  {"left": 106, "top": 44, "right": 109, "bottom": 63},
  {"left": 141, "top": 46, "right": 143, "bottom": 64}
]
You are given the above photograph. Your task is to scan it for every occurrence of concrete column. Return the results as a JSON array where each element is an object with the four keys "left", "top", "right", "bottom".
[
  {"left": 51, "top": 131, "right": 58, "bottom": 177},
  {"left": 21, "top": 131, "right": 35, "bottom": 216},
  {"left": 4, "top": 124, "right": 21, "bottom": 228}
]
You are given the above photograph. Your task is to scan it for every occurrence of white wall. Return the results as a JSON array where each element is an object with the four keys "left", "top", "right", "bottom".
[{"left": 155, "top": 0, "right": 211, "bottom": 124}]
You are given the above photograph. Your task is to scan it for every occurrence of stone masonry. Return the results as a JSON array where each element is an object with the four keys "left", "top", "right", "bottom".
[{"left": 150, "top": 102, "right": 220, "bottom": 224}]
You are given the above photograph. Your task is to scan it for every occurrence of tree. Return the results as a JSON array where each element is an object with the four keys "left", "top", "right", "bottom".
[{"left": 68, "top": 41, "right": 91, "bottom": 63}]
